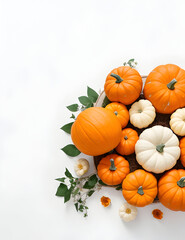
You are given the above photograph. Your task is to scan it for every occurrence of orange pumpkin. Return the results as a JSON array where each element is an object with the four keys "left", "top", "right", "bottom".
[
  {"left": 71, "top": 107, "right": 122, "bottom": 156},
  {"left": 158, "top": 169, "right": 185, "bottom": 211},
  {"left": 144, "top": 64, "right": 185, "bottom": 114},
  {"left": 97, "top": 154, "right": 130, "bottom": 185},
  {"left": 122, "top": 169, "right": 157, "bottom": 207},
  {"left": 116, "top": 128, "right": 139, "bottom": 155},
  {"left": 104, "top": 66, "right": 142, "bottom": 105},
  {"left": 105, "top": 102, "right": 129, "bottom": 128},
  {"left": 180, "top": 137, "right": 185, "bottom": 167}
]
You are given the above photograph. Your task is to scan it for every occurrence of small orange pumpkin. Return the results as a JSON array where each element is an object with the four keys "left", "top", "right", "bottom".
[
  {"left": 116, "top": 128, "right": 139, "bottom": 155},
  {"left": 158, "top": 169, "right": 185, "bottom": 211},
  {"left": 105, "top": 102, "right": 129, "bottom": 128},
  {"left": 104, "top": 66, "right": 142, "bottom": 105},
  {"left": 97, "top": 154, "right": 130, "bottom": 185},
  {"left": 144, "top": 64, "right": 185, "bottom": 114},
  {"left": 122, "top": 169, "right": 157, "bottom": 207},
  {"left": 180, "top": 137, "right": 185, "bottom": 167},
  {"left": 71, "top": 107, "right": 122, "bottom": 156}
]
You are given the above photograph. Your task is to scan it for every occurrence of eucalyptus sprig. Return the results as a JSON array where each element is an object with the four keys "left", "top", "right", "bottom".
[
  {"left": 56, "top": 168, "right": 103, "bottom": 217},
  {"left": 123, "top": 58, "right": 137, "bottom": 68}
]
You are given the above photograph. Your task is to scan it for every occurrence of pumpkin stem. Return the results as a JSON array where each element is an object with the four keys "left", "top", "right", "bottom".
[
  {"left": 177, "top": 177, "right": 185, "bottom": 188},
  {"left": 137, "top": 186, "right": 144, "bottom": 195},
  {"left": 114, "top": 111, "right": 118, "bottom": 116},
  {"left": 167, "top": 78, "right": 177, "bottom": 90},
  {"left": 156, "top": 144, "right": 165, "bottom": 153},
  {"left": 110, "top": 73, "right": 123, "bottom": 83},
  {"left": 109, "top": 159, "right": 117, "bottom": 171},
  {"left": 124, "top": 136, "right": 128, "bottom": 140}
]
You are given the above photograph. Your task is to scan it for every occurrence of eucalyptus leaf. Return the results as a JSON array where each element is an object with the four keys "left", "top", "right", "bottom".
[
  {"left": 56, "top": 183, "right": 68, "bottom": 197},
  {"left": 64, "top": 188, "right": 72, "bottom": 203},
  {"left": 65, "top": 168, "right": 73, "bottom": 179},
  {"left": 55, "top": 177, "right": 66, "bottom": 182},
  {"left": 87, "top": 86, "right": 99, "bottom": 103},
  {"left": 78, "top": 96, "right": 93, "bottom": 107},
  {"left": 61, "top": 144, "right": 81, "bottom": 157},
  {"left": 66, "top": 104, "right": 79, "bottom": 112},
  {"left": 102, "top": 96, "right": 111, "bottom": 108},
  {"left": 61, "top": 122, "right": 73, "bottom": 134},
  {"left": 83, "top": 174, "right": 98, "bottom": 189},
  {"left": 87, "top": 190, "right": 95, "bottom": 197}
]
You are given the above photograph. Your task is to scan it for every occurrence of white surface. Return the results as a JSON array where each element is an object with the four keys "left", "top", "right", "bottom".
[{"left": 1, "top": 0, "right": 185, "bottom": 239}]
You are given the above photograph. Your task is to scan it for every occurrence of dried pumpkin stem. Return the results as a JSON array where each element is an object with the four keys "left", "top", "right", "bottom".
[
  {"left": 177, "top": 177, "right": 185, "bottom": 188},
  {"left": 156, "top": 144, "right": 165, "bottom": 153},
  {"left": 124, "top": 136, "right": 128, "bottom": 140},
  {"left": 110, "top": 73, "right": 123, "bottom": 83},
  {"left": 109, "top": 159, "right": 117, "bottom": 171},
  {"left": 137, "top": 186, "right": 144, "bottom": 195},
  {"left": 167, "top": 78, "right": 177, "bottom": 90}
]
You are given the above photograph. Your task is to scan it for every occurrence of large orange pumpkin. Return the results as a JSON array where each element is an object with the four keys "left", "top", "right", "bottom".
[
  {"left": 105, "top": 102, "right": 129, "bottom": 128},
  {"left": 180, "top": 137, "right": 185, "bottom": 167},
  {"left": 122, "top": 169, "right": 157, "bottom": 207},
  {"left": 97, "top": 154, "right": 130, "bottom": 185},
  {"left": 71, "top": 107, "right": 122, "bottom": 156},
  {"left": 144, "top": 64, "right": 185, "bottom": 114},
  {"left": 116, "top": 128, "right": 139, "bottom": 155},
  {"left": 104, "top": 66, "right": 142, "bottom": 105},
  {"left": 158, "top": 169, "right": 185, "bottom": 211}
]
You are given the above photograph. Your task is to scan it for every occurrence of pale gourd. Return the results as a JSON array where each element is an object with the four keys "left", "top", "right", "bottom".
[
  {"left": 135, "top": 125, "right": 180, "bottom": 174},
  {"left": 119, "top": 202, "right": 137, "bottom": 222},
  {"left": 129, "top": 99, "right": 156, "bottom": 129},
  {"left": 74, "top": 158, "right": 89, "bottom": 177},
  {"left": 170, "top": 108, "right": 185, "bottom": 136}
]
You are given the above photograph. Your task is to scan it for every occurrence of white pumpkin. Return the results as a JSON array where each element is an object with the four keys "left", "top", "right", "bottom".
[
  {"left": 74, "top": 158, "right": 89, "bottom": 177},
  {"left": 135, "top": 125, "right": 180, "bottom": 174},
  {"left": 119, "top": 202, "right": 137, "bottom": 222},
  {"left": 129, "top": 99, "right": 156, "bottom": 129},
  {"left": 170, "top": 108, "right": 185, "bottom": 136}
]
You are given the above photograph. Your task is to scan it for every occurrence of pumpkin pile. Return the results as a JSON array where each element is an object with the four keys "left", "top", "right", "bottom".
[{"left": 71, "top": 63, "right": 185, "bottom": 212}]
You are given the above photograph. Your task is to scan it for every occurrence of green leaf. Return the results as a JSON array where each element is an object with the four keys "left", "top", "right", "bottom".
[
  {"left": 102, "top": 95, "right": 111, "bottom": 108},
  {"left": 78, "top": 96, "right": 93, "bottom": 107},
  {"left": 128, "top": 58, "right": 135, "bottom": 63},
  {"left": 87, "top": 86, "right": 99, "bottom": 103},
  {"left": 73, "top": 188, "right": 80, "bottom": 196},
  {"left": 61, "top": 144, "right": 81, "bottom": 157},
  {"left": 98, "top": 180, "right": 107, "bottom": 186},
  {"left": 83, "top": 174, "right": 98, "bottom": 189},
  {"left": 78, "top": 198, "right": 82, "bottom": 203},
  {"left": 79, "top": 205, "right": 84, "bottom": 212},
  {"left": 64, "top": 188, "right": 72, "bottom": 203},
  {"left": 65, "top": 168, "right": 73, "bottom": 179},
  {"left": 61, "top": 122, "right": 73, "bottom": 134},
  {"left": 56, "top": 183, "right": 68, "bottom": 197},
  {"left": 74, "top": 203, "right": 78, "bottom": 212},
  {"left": 115, "top": 184, "right": 122, "bottom": 190},
  {"left": 87, "top": 190, "right": 95, "bottom": 197},
  {"left": 66, "top": 104, "right": 79, "bottom": 112},
  {"left": 70, "top": 114, "right": 75, "bottom": 119},
  {"left": 84, "top": 213, "right": 88, "bottom": 217},
  {"left": 55, "top": 177, "right": 66, "bottom": 182}
]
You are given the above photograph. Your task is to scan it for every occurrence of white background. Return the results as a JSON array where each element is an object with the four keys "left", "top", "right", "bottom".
[{"left": 1, "top": 0, "right": 185, "bottom": 239}]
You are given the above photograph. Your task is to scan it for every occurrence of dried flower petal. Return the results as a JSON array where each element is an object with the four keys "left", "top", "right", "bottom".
[
  {"left": 152, "top": 209, "right": 163, "bottom": 220},
  {"left": 101, "top": 196, "right": 111, "bottom": 207}
]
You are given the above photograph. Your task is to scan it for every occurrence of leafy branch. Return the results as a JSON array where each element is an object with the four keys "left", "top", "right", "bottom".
[{"left": 123, "top": 58, "right": 137, "bottom": 68}]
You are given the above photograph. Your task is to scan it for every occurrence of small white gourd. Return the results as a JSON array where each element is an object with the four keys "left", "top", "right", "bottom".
[
  {"left": 74, "top": 158, "right": 89, "bottom": 177},
  {"left": 170, "top": 108, "right": 185, "bottom": 136},
  {"left": 119, "top": 202, "right": 137, "bottom": 222}
]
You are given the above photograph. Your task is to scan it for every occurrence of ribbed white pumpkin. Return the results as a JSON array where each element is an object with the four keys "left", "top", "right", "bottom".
[
  {"left": 129, "top": 99, "right": 156, "bottom": 129},
  {"left": 135, "top": 125, "right": 180, "bottom": 174},
  {"left": 170, "top": 108, "right": 185, "bottom": 136}
]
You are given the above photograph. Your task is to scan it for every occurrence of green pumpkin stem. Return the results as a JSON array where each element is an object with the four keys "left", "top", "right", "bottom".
[
  {"left": 114, "top": 111, "right": 118, "bottom": 116},
  {"left": 177, "top": 177, "right": 185, "bottom": 188},
  {"left": 137, "top": 186, "right": 144, "bottom": 195},
  {"left": 156, "top": 144, "right": 165, "bottom": 153},
  {"left": 110, "top": 73, "right": 123, "bottom": 83},
  {"left": 109, "top": 159, "right": 117, "bottom": 171},
  {"left": 167, "top": 78, "right": 177, "bottom": 90},
  {"left": 124, "top": 136, "right": 128, "bottom": 140}
]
